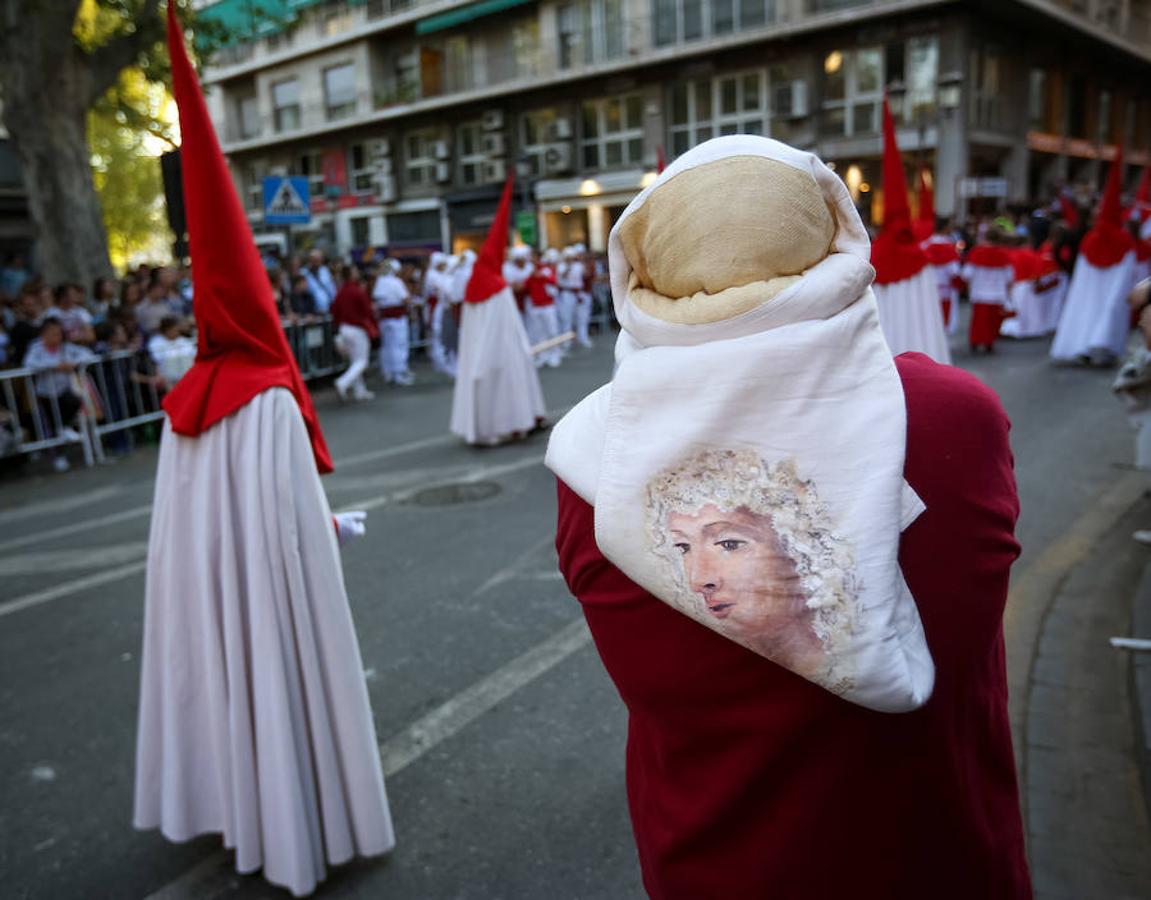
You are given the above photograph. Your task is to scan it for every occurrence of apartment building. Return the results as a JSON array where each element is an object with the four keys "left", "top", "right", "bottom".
[{"left": 195, "top": 0, "right": 1151, "bottom": 256}]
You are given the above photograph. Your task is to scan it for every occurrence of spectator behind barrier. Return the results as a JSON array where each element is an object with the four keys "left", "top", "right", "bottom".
[
  {"left": 7, "top": 285, "right": 45, "bottom": 366},
  {"left": 22, "top": 317, "right": 98, "bottom": 471},
  {"left": 137, "top": 278, "right": 178, "bottom": 336},
  {"left": 147, "top": 316, "right": 197, "bottom": 387},
  {"left": 46, "top": 283, "right": 95, "bottom": 346}
]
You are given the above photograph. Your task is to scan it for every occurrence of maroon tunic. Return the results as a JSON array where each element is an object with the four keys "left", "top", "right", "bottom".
[{"left": 555, "top": 352, "right": 1031, "bottom": 899}]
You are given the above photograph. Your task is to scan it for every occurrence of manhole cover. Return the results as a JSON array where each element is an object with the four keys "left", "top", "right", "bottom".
[{"left": 409, "top": 481, "right": 502, "bottom": 506}]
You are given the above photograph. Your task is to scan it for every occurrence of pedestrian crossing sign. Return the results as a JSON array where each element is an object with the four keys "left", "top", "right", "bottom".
[{"left": 263, "top": 176, "right": 311, "bottom": 225}]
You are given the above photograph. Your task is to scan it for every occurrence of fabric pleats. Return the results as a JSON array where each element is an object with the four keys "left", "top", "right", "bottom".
[
  {"left": 133, "top": 388, "right": 393, "bottom": 897},
  {"left": 873, "top": 267, "right": 952, "bottom": 364}
]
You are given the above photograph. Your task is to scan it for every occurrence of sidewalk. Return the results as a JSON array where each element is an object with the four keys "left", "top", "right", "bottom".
[{"left": 1022, "top": 491, "right": 1151, "bottom": 899}]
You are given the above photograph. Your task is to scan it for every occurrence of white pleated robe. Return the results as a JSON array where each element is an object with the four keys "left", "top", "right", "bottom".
[
  {"left": 450, "top": 286, "right": 547, "bottom": 444},
  {"left": 873, "top": 266, "right": 952, "bottom": 364},
  {"left": 1050, "top": 251, "right": 1136, "bottom": 361},
  {"left": 133, "top": 387, "right": 394, "bottom": 897}
]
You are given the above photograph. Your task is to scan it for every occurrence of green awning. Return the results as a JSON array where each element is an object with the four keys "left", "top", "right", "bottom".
[
  {"left": 196, "top": 0, "right": 294, "bottom": 40},
  {"left": 415, "top": 0, "right": 533, "bottom": 35}
]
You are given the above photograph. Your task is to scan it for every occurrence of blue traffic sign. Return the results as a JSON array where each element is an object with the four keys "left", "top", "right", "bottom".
[{"left": 263, "top": 176, "right": 311, "bottom": 225}]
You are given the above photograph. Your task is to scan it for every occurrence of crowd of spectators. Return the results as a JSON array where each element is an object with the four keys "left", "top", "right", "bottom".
[{"left": 0, "top": 256, "right": 197, "bottom": 470}]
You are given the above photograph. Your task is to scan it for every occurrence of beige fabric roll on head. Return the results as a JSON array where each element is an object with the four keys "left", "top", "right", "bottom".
[{"left": 618, "top": 156, "right": 838, "bottom": 325}]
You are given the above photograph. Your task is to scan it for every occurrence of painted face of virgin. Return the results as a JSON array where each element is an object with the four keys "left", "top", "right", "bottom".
[{"left": 667, "top": 504, "right": 807, "bottom": 636}]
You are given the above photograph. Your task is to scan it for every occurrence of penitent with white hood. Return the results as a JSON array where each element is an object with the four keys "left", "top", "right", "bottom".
[{"left": 132, "top": 10, "right": 393, "bottom": 898}]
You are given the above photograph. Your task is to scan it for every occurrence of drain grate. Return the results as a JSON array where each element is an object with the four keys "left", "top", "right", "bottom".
[{"left": 408, "top": 481, "right": 502, "bottom": 506}]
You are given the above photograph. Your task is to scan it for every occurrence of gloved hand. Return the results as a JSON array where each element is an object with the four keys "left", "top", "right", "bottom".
[{"left": 334, "top": 511, "right": 368, "bottom": 546}]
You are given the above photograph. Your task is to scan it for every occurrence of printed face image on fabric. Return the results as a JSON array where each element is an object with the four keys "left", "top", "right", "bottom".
[{"left": 646, "top": 449, "right": 859, "bottom": 693}]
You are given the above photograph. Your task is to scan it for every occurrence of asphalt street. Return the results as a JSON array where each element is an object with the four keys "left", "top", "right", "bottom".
[{"left": 2, "top": 318, "right": 1150, "bottom": 899}]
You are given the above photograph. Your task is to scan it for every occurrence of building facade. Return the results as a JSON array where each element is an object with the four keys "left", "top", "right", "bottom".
[
  {"left": 195, "top": 0, "right": 1151, "bottom": 256},
  {"left": 0, "top": 95, "right": 35, "bottom": 266}
]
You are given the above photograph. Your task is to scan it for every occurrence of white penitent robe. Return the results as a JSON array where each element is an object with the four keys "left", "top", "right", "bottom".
[
  {"left": 1050, "top": 252, "right": 1136, "bottom": 362},
  {"left": 133, "top": 387, "right": 394, "bottom": 898},
  {"left": 450, "top": 287, "right": 547, "bottom": 444},
  {"left": 872, "top": 266, "right": 952, "bottom": 365}
]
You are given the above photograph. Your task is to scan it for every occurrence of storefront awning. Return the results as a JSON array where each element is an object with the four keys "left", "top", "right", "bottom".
[{"left": 415, "top": 0, "right": 533, "bottom": 35}]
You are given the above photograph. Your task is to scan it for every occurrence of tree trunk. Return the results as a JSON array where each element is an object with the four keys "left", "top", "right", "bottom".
[
  {"left": 4, "top": 84, "right": 114, "bottom": 286},
  {"left": 0, "top": 1, "right": 116, "bottom": 285}
]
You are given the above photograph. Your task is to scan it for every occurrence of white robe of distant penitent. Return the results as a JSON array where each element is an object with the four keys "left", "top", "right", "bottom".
[
  {"left": 133, "top": 387, "right": 394, "bottom": 898},
  {"left": 450, "top": 287, "right": 546, "bottom": 444}
]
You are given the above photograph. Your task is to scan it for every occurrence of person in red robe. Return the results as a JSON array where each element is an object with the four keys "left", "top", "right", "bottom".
[
  {"left": 962, "top": 228, "right": 1015, "bottom": 352},
  {"left": 549, "top": 135, "right": 1030, "bottom": 898}
]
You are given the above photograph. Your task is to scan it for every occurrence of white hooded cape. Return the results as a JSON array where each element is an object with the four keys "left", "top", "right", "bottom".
[
  {"left": 546, "top": 136, "right": 934, "bottom": 714},
  {"left": 133, "top": 388, "right": 394, "bottom": 897},
  {"left": 873, "top": 266, "right": 952, "bottom": 364},
  {"left": 1050, "top": 251, "right": 1136, "bottom": 360},
  {"left": 449, "top": 286, "right": 546, "bottom": 444}
]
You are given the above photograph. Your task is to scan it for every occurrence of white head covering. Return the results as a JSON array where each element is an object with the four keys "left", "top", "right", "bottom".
[
  {"left": 430, "top": 251, "right": 448, "bottom": 269},
  {"left": 385, "top": 258, "right": 402, "bottom": 275},
  {"left": 543, "top": 248, "right": 560, "bottom": 265},
  {"left": 546, "top": 135, "right": 933, "bottom": 713},
  {"left": 510, "top": 245, "right": 532, "bottom": 262}
]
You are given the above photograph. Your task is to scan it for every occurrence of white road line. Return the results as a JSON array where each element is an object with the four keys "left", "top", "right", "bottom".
[
  {"left": 0, "top": 485, "right": 124, "bottom": 527},
  {"left": 0, "top": 505, "right": 153, "bottom": 554},
  {"left": 144, "top": 617, "right": 592, "bottom": 899},
  {"left": 0, "top": 405, "right": 570, "bottom": 551},
  {"left": 0, "top": 561, "right": 148, "bottom": 619},
  {"left": 0, "top": 542, "right": 146, "bottom": 577},
  {"left": 0, "top": 452, "right": 551, "bottom": 617}
]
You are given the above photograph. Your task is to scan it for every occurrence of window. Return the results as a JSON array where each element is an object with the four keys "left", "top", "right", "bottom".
[
  {"left": 558, "top": 0, "right": 625, "bottom": 69},
  {"left": 444, "top": 36, "right": 472, "bottom": 93},
  {"left": 1098, "top": 89, "right": 1113, "bottom": 144},
  {"left": 238, "top": 93, "right": 260, "bottom": 139},
  {"left": 350, "top": 216, "right": 372, "bottom": 248},
  {"left": 512, "top": 19, "right": 541, "bottom": 79},
  {"left": 970, "top": 45, "right": 1008, "bottom": 132},
  {"left": 323, "top": 4, "right": 355, "bottom": 36},
  {"left": 324, "top": 63, "right": 357, "bottom": 120},
  {"left": 243, "top": 163, "right": 266, "bottom": 214},
  {"left": 1067, "top": 73, "right": 1088, "bottom": 138},
  {"left": 297, "top": 150, "right": 324, "bottom": 199},
  {"left": 272, "top": 78, "right": 301, "bottom": 132},
  {"left": 521, "top": 109, "right": 562, "bottom": 177},
  {"left": 581, "top": 95, "right": 645, "bottom": 170},
  {"left": 653, "top": 0, "right": 774, "bottom": 47},
  {"left": 1028, "top": 69, "right": 1048, "bottom": 131},
  {"left": 820, "top": 48, "right": 882, "bottom": 137},
  {"left": 348, "top": 143, "right": 375, "bottom": 194},
  {"left": 405, "top": 129, "right": 439, "bottom": 187},
  {"left": 458, "top": 121, "right": 487, "bottom": 186},
  {"left": 669, "top": 71, "right": 768, "bottom": 157},
  {"left": 903, "top": 36, "right": 937, "bottom": 124},
  {"left": 768, "top": 63, "right": 807, "bottom": 145}
]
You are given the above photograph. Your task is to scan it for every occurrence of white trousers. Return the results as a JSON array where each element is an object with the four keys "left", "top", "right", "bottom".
[
  {"left": 335, "top": 324, "right": 371, "bottom": 396},
  {"left": 526, "top": 304, "right": 562, "bottom": 367},
  {"left": 427, "top": 304, "right": 455, "bottom": 377},
  {"left": 574, "top": 292, "right": 593, "bottom": 347},
  {"left": 557, "top": 290, "right": 577, "bottom": 337},
  {"left": 379, "top": 317, "right": 409, "bottom": 379}
]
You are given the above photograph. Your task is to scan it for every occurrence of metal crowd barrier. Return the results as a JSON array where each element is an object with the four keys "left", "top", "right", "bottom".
[
  {"left": 78, "top": 350, "right": 167, "bottom": 464},
  {"left": 284, "top": 316, "right": 344, "bottom": 380},
  {"left": 0, "top": 366, "right": 97, "bottom": 466}
]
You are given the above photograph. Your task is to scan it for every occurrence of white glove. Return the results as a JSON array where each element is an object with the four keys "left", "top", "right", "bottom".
[{"left": 334, "top": 511, "right": 368, "bottom": 546}]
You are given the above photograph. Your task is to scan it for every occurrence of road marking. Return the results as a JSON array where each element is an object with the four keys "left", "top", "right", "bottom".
[
  {"left": 0, "top": 405, "right": 571, "bottom": 552},
  {"left": 0, "top": 561, "right": 148, "bottom": 619},
  {"left": 379, "top": 617, "right": 591, "bottom": 776},
  {"left": 0, "top": 452, "right": 551, "bottom": 617},
  {"left": 0, "top": 542, "right": 146, "bottom": 577},
  {"left": 144, "top": 617, "right": 592, "bottom": 899},
  {"left": 474, "top": 534, "right": 556, "bottom": 596},
  {"left": 0, "top": 505, "right": 152, "bottom": 554},
  {"left": 0, "top": 485, "right": 124, "bottom": 527}
]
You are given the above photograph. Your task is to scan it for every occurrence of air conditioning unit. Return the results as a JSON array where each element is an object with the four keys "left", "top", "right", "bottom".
[
  {"left": 435, "top": 161, "right": 452, "bottom": 182},
  {"left": 548, "top": 117, "right": 573, "bottom": 141},
  {"left": 481, "top": 109, "right": 505, "bottom": 131},
  {"left": 482, "top": 159, "right": 507, "bottom": 183},
  {"left": 377, "top": 174, "right": 397, "bottom": 203},
  {"left": 481, "top": 132, "right": 506, "bottom": 157},
  {"left": 774, "top": 80, "right": 809, "bottom": 119},
  {"left": 543, "top": 143, "right": 573, "bottom": 176},
  {"left": 434, "top": 139, "right": 451, "bottom": 159},
  {"left": 368, "top": 137, "right": 391, "bottom": 160},
  {"left": 269, "top": 164, "right": 288, "bottom": 176}
]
